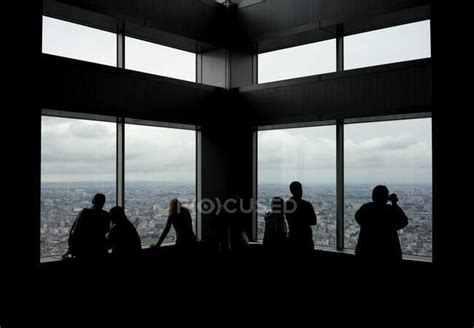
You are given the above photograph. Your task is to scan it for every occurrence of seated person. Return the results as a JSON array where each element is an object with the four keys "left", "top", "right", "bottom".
[
  {"left": 65, "top": 193, "right": 111, "bottom": 259},
  {"left": 263, "top": 197, "right": 288, "bottom": 249},
  {"left": 107, "top": 206, "right": 142, "bottom": 258}
]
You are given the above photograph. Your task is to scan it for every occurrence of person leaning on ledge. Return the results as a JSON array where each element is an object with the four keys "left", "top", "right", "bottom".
[{"left": 150, "top": 199, "right": 197, "bottom": 250}]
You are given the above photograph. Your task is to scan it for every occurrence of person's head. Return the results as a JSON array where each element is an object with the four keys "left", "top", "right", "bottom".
[
  {"left": 271, "top": 197, "right": 284, "bottom": 213},
  {"left": 92, "top": 193, "right": 106, "bottom": 209},
  {"left": 168, "top": 199, "right": 182, "bottom": 216},
  {"left": 372, "top": 185, "right": 389, "bottom": 204},
  {"left": 109, "top": 206, "right": 127, "bottom": 224},
  {"left": 289, "top": 181, "right": 303, "bottom": 199}
]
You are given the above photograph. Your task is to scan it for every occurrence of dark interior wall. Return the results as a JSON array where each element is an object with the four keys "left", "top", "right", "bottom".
[
  {"left": 199, "top": 92, "right": 255, "bottom": 242},
  {"left": 3, "top": 3, "right": 42, "bottom": 324},
  {"left": 43, "top": 0, "right": 117, "bottom": 33},
  {"left": 240, "top": 59, "right": 432, "bottom": 126},
  {"left": 56, "top": 0, "right": 222, "bottom": 49},
  {"left": 238, "top": 0, "right": 431, "bottom": 53},
  {"left": 430, "top": 4, "right": 470, "bottom": 267},
  {"left": 238, "top": 0, "right": 431, "bottom": 35},
  {"left": 197, "top": 48, "right": 228, "bottom": 88},
  {"left": 5, "top": 3, "right": 42, "bottom": 271},
  {"left": 229, "top": 50, "right": 257, "bottom": 88},
  {"left": 43, "top": 0, "right": 218, "bottom": 53},
  {"left": 41, "top": 54, "right": 219, "bottom": 124}
]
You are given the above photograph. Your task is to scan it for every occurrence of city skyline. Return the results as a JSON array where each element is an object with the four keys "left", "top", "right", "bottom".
[{"left": 41, "top": 181, "right": 432, "bottom": 258}]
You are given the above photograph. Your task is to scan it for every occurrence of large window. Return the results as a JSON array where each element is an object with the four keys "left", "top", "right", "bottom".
[
  {"left": 42, "top": 16, "right": 116, "bottom": 66},
  {"left": 41, "top": 116, "right": 116, "bottom": 258},
  {"left": 258, "top": 39, "right": 337, "bottom": 84},
  {"left": 258, "top": 125, "right": 337, "bottom": 247},
  {"left": 125, "top": 124, "right": 196, "bottom": 246},
  {"left": 125, "top": 37, "right": 196, "bottom": 82},
  {"left": 344, "top": 20, "right": 431, "bottom": 70},
  {"left": 344, "top": 118, "right": 432, "bottom": 257}
]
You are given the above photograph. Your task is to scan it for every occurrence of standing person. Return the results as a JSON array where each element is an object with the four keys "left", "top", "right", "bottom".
[
  {"left": 64, "top": 193, "right": 111, "bottom": 259},
  {"left": 285, "top": 181, "right": 317, "bottom": 251},
  {"left": 355, "top": 185, "right": 408, "bottom": 262},
  {"left": 263, "top": 197, "right": 288, "bottom": 250},
  {"left": 107, "top": 206, "right": 142, "bottom": 258},
  {"left": 151, "top": 199, "right": 196, "bottom": 249}
]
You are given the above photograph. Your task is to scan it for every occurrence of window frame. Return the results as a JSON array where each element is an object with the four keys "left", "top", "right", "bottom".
[
  {"left": 254, "top": 113, "right": 433, "bottom": 262},
  {"left": 40, "top": 110, "right": 198, "bottom": 261}
]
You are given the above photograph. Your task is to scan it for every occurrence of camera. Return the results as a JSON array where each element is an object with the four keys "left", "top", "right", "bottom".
[{"left": 388, "top": 193, "right": 398, "bottom": 203}]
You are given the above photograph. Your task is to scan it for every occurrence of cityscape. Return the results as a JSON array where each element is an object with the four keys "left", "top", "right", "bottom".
[
  {"left": 41, "top": 181, "right": 196, "bottom": 258},
  {"left": 41, "top": 182, "right": 431, "bottom": 258},
  {"left": 257, "top": 183, "right": 432, "bottom": 257}
]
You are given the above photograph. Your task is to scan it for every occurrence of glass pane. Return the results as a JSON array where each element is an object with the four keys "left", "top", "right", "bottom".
[
  {"left": 125, "top": 124, "right": 196, "bottom": 246},
  {"left": 258, "top": 126, "right": 337, "bottom": 247},
  {"left": 41, "top": 116, "right": 116, "bottom": 258},
  {"left": 258, "top": 39, "right": 337, "bottom": 84},
  {"left": 344, "top": 20, "right": 431, "bottom": 70},
  {"left": 42, "top": 16, "right": 116, "bottom": 66},
  {"left": 344, "top": 118, "right": 432, "bottom": 258},
  {"left": 125, "top": 37, "right": 196, "bottom": 82}
]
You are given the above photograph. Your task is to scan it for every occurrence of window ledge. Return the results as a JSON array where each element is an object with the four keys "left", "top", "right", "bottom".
[
  {"left": 40, "top": 255, "right": 63, "bottom": 263},
  {"left": 316, "top": 246, "right": 432, "bottom": 263}
]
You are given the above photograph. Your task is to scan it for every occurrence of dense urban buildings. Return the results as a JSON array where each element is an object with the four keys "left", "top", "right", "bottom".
[{"left": 41, "top": 182, "right": 431, "bottom": 258}]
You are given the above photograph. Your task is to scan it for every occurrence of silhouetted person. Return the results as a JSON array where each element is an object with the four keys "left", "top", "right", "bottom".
[
  {"left": 213, "top": 196, "right": 249, "bottom": 252},
  {"left": 65, "top": 193, "right": 111, "bottom": 259},
  {"left": 229, "top": 196, "right": 250, "bottom": 251},
  {"left": 151, "top": 199, "right": 196, "bottom": 249},
  {"left": 285, "top": 181, "right": 317, "bottom": 251},
  {"left": 107, "top": 206, "right": 142, "bottom": 258},
  {"left": 355, "top": 185, "right": 408, "bottom": 262},
  {"left": 263, "top": 197, "right": 288, "bottom": 250}
]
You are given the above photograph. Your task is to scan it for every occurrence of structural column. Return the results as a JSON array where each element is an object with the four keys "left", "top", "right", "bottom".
[{"left": 197, "top": 45, "right": 257, "bottom": 242}]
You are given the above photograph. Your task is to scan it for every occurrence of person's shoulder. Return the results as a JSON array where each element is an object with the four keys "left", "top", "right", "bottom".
[
  {"left": 302, "top": 199, "right": 314, "bottom": 207},
  {"left": 78, "top": 208, "right": 91, "bottom": 217},
  {"left": 357, "top": 202, "right": 373, "bottom": 212},
  {"left": 97, "top": 209, "right": 111, "bottom": 217},
  {"left": 265, "top": 212, "right": 280, "bottom": 220},
  {"left": 361, "top": 202, "right": 373, "bottom": 208}
]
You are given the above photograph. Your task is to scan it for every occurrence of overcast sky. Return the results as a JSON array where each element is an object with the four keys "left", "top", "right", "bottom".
[
  {"left": 258, "top": 119, "right": 431, "bottom": 185},
  {"left": 41, "top": 117, "right": 196, "bottom": 183},
  {"left": 42, "top": 16, "right": 196, "bottom": 81},
  {"left": 41, "top": 17, "right": 432, "bottom": 185},
  {"left": 258, "top": 20, "right": 431, "bottom": 83}
]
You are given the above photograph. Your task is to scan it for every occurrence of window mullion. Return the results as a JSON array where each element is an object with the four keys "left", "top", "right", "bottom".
[{"left": 336, "top": 120, "right": 344, "bottom": 251}]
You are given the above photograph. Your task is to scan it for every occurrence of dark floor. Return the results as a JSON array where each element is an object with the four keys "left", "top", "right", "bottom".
[{"left": 3, "top": 245, "right": 471, "bottom": 327}]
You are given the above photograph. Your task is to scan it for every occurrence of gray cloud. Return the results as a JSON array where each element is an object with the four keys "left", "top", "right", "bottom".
[
  {"left": 68, "top": 121, "right": 115, "bottom": 139},
  {"left": 258, "top": 119, "right": 432, "bottom": 184},
  {"left": 41, "top": 117, "right": 195, "bottom": 182}
]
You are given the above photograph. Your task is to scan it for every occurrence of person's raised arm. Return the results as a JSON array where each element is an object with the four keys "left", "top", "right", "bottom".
[
  {"left": 388, "top": 193, "right": 408, "bottom": 230},
  {"left": 153, "top": 215, "right": 173, "bottom": 248}
]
